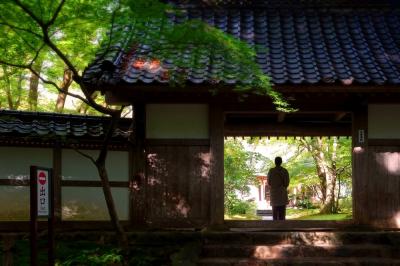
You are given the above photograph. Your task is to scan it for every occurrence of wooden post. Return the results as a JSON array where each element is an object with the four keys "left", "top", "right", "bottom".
[
  {"left": 53, "top": 142, "right": 62, "bottom": 223},
  {"left": 30, "top": 166, "right": 38, "bottom": 266},
  {"left": 3, "top": 235, "right": 16, "bottom": 266},
  {"left": 352, "top": 105, "right": 368, "bottom": 224},
  {"left": 131, "top": 103, "right": 147, "bottom": 226},
  {"left": 30, "top": 166, "right": 55, "bottom": 266},
  {"left": 209, "top": 104, "right": 225, "bottom": 226},
  {"left": 48, "top": 168, "right": 55, "bottom": 266}
]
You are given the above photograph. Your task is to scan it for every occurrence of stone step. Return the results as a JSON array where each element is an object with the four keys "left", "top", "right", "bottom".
[
  {"left": 197, "top": 257, "right": 400, "bottom": 266},
  {"left": 201, "top": 244, "right": 400, "bottom": 259},
  {"left": 202, "top": 231, "right": 400, "bottom": 246}
]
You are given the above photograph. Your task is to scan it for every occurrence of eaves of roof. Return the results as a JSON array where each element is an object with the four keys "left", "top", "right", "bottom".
[
  {"left": 83, "top": 2, "right": 400, "bottom": 91},
  {"left": 0, "top": 110, "right": 131, "bottom": 141}
]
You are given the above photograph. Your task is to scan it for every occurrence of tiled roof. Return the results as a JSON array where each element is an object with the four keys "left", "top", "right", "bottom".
[
  {"left": 0, "top": 110, "right": 130, "bottom": 139},
  {"left": 83, "top": 1, "right": 400, "bottom": 87}
]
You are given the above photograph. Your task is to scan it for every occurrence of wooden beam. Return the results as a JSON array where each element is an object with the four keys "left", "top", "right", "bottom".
[
  {"left": 334, "top": 112, "right": 347, "bottom": 122},
  {"left": 209, "top": 104, "right": 224, "bottom": 226},
  {"left": 0, "top": 179, "right": 28, "bottom": 186},
  {"left": 53, "top": 142, "right": 62, "bottom": 223},
  {"left": 368, "top": 139, "right": 400, "bottom": 146},
  {"left": 61, "top": 180, "right": 129, "bottom": 187},
  {"left": 352, "top": 105, "right": 369, "bottom": 225},
  {"left": 277, "top": 113, "right": 286, "bottom": 123},
  {"left": 225, "top": 123, "right": 351, "bottom": 137},
  {"left": 131, "top": 103, "right": 147, "bottom": 227},
  {"left": 145, "top": 139, "right": 210, "bottom": 146}
]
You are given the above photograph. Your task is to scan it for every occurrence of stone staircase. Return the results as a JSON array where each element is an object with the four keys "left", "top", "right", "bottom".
[{"left": 198, "top": 231, "right": 400, "bottom": 265}]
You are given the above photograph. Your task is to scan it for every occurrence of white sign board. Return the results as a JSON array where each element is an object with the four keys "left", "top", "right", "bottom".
[{"left": 37, "top": 169, "right": 50, "bottom": 217}]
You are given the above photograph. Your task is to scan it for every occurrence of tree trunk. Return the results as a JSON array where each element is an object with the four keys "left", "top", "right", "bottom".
[
  {"left": 55, "top": 68, "right": 73, "bottom": 112},
  {"left": 14, "top": 73, "right": 24, "bottom": 110},
  {"left": 95, "top": 111, "right": 128, "bottom": 247},
  {"left": 300, "top": 138, "right": 338, "bottom": 214},
  {"left": 316, "top": 137, "right": 338, "bottom": 214},
  {"left": 2, "top": 66, "right": 24, "bottom": 110},
  {"left": 3, "top": 66, "right": 14, "bottom": 110},
  {"left": 77, "top": 91, "right": 99, "bottom": 114},
  {"left": 28, "top": 61, "right": 42, "bottom": 111}
]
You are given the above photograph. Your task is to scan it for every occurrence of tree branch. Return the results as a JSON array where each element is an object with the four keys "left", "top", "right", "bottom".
[
  {"left": 46, "top": 0, "right": 66, "bottom": 28},
  {"left": 0, "top": 59, "right": 31, "bottom": 69},
  {"left": 88, "top": 6, "right": 119, "bottom": 67},
  {"left": 12, "top": 0, "right": 44, "bottom": 27},
  {"left": 42, "top": 31, "right": 80, "bottom": 79},
  {"left": 0, "top": 19, "right": 42, "bottom": 38},
  {"left": 96, "top": 107, "right": 124, "bottom": 165},
  {"left": 0, "top": 58, "right": 93, "bottom": 106},
  {"left": 71, "top": 145, "right": 96, "bottom": 165}
]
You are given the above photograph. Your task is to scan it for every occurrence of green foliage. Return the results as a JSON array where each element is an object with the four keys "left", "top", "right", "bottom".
[
  {"left": 0, "top": 0, "right": 113, "bottom": 112},
  {"left": 56, "top": 241, "right": 124, "bottom": 266},
  {"left": 338, "top": 197, "right": 353, "bottom": 213},
  {"left": 170, "top": 241, "right": 201, "bottom": 266},
  {"left": 224, "top": 138, "right": 263, "bottom": 215},
  {"left": 295, "top": 197, "right": 317, "bottom": 209},
  {"left": 225, "top": 137, "right": 353, "bottom": 215},
  {"left": 0, "top": 0, "right": 289, "bottom": 113},
  {"left": 56, "top": 241, "right": 123, "bottom": 266},
  {"left": 58, "top": 249, "right": 123, "bottom": 266},
  {"left": 228, "top": 198, "right": 257, "bottom": 215}
]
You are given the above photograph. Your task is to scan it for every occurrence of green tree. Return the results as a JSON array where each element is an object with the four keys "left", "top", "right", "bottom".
[
  {"left": 0, "top": 66, "right": 26, "bottom": 110},
  {"left": 0, "top": 0, "right": 288, "bottom": 246},
  {"left": 296, "top": 137, "right": 351, "bottom": 214},
  {"left": 224, "top": 138, "right": 266, "bottom": 215},
  {"left": 256, "top": 137, "right": 352, "bottom": 214}
]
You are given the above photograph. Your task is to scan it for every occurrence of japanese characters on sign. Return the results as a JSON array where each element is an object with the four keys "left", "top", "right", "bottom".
[{"left": 37, "top": 170, "right": 49, "bottom": 217}]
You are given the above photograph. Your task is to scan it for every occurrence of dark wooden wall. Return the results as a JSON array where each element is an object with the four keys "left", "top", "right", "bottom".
[
  {"left": 144, "top": 141, "right": 211, "bottom": 227},
  {"left": 365, "top": 145, "right": 400, "bottom": 227}
]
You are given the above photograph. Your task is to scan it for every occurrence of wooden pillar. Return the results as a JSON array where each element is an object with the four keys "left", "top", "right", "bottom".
[
  {"left": 352, "top": 105, "right": 368, "bottom": 224},
  {"left": 209, "top": 104, "right": 225, "bottom": 226},
  {"left": 53, "top": 141, "right": 62, "bottom": 223},
  {"left": 131, "top": 103, "right": 147, "bottom": 226}
]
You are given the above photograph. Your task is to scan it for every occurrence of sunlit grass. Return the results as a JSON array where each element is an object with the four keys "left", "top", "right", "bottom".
[
  {"left": 286, "top": 208, "right": 320, "bottom": 219},
  {"left": 295, "top": 213, "right": 352, "bottom": 220},
  {"left": 288, "top": 208, "right": 352, "bottom": 220},
  {"left": 224, "top": 213, "right": 261, "bottom": 220},
  {"left": 225, "top": 208, "right": 352, "bottom": 220}
]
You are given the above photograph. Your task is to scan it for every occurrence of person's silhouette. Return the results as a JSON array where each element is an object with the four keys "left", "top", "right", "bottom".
[{"left": 267, "top": 157, "right": 290, "bottom": 220}]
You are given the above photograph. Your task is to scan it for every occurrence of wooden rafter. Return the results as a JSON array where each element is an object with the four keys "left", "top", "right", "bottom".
[
  {"left": 277, "top": 112, "right": 286, "bottom": 123},
  {"left": 334, "top": 112, "right": 347, "bottom": 122},
  {"left": 225, "top": 122, "right": 351, "bottom": 137}
]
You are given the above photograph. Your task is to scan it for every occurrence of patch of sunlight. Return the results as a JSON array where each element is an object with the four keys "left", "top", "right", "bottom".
[
  {"left": 224, "top": 213, "right": 261, "bottom": 220},
  {"left": 383, "top": 153, "right": 400, "bottom": 175},
  {"left": 295, "top": 213, "right": 352, "bottom": 221},
  {"left": 286, "top": 208, "right": 319, "bottom": 219},
  {"left": 253, "top": 246, "right": 280, "bottom": 259},
  {"left": 394, "top": 212, "right": 400, "bottom": 228}
]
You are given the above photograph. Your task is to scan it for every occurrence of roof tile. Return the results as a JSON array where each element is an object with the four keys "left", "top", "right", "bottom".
[{"left": 84, "top": 5, "right": 400, "bottom": 86}]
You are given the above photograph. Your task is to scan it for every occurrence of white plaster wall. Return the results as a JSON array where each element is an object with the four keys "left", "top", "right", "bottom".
[
  {"left": 0, "top": 147, "right": 52, "bottom": 220},
  {"left": 62, "top": 150, "right": 128, "bottom": 181},
  {"left": 0, "top": 147, "right": 52, "bottom": 180},
  {"left": 369, "top": 104, "right": 400, "bottom": 139},
  {"left": 146, "top": 104, "right": 209, "bottom": 139}
]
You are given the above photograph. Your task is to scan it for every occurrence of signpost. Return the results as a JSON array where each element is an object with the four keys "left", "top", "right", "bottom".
[{"left": 30, "top": 166, "right": 54, "bottom": 266}]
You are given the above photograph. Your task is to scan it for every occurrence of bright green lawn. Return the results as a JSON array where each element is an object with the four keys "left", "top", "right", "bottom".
[
  {"left": 225, "top": 208, "right": 352, "bottom": 221},
  {"left": 295, "top": 213, "right": 352, "bottom": 220},
  {"left": 287, "top": 208, "right": 352, "bottom": 220}
]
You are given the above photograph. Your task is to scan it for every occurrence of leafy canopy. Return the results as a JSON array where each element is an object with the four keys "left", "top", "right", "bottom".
[{"left": 0, "top": 0, "right": 291, "bottom": 112}]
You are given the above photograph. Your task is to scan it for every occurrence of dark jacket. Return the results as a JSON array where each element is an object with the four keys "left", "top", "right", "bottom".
[{"left": 267, "top": 166, "right": 290, "bottom": 206}]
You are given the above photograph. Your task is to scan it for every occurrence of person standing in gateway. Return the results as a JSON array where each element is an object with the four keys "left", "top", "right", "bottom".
[{"left": 267, "top": 156, "right": 290, "bottom": 220}]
